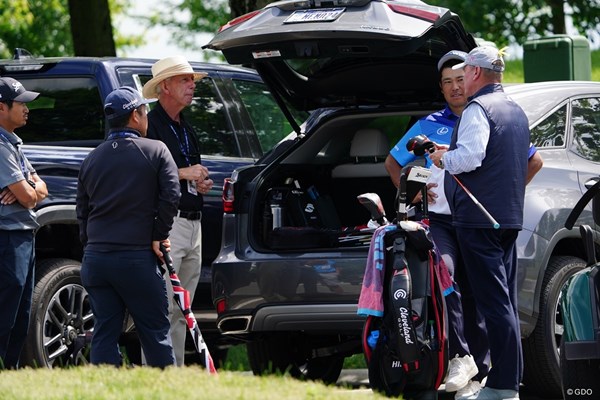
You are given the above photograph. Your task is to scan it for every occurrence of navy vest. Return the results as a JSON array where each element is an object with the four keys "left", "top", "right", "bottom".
[{"left": 446, "top": 84, "right": 529, "bottom": 229}]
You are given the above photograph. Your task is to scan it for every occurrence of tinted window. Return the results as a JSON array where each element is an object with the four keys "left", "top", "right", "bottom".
[
  {"left": 530, "top": 104, "right": 566, "bottom": 148},
  {"left": 12, "top": 77, "right": 104, "bottom": 146},
  {"left": 188, "top": 78, "right": 237, "bottom": 157},
  {"left": 571, "top": 98, "right": 600, "bottom": 162},
  {"left": 137, "top": 74, "right": 238, "bottom": 157},
  {"left": 233, "top": 79, "right": 303, "bottom": 153}
]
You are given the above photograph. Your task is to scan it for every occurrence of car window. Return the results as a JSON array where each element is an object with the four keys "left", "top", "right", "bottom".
[
  {"left": 137, "top": 74, "right": 238, "bottom": 157},
  {"left": 11, "top": 77, "right": 104, "bottom": 146},
  {"left": 188, "top": 78, "right": 237, "bottom": 157},
  {"left": 232, "top": 79, "right": 304, "bottom": 153},
  {"left": 530, "top": 104, "right": 566, "bottom": 148},
  {"left": 570, "top": 97, "right": 600, "bottom": 162}
]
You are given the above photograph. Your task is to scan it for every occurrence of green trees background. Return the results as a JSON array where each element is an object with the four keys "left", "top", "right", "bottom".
[{"left": 0, "top": 0, "right": 598, "bottom": 59}]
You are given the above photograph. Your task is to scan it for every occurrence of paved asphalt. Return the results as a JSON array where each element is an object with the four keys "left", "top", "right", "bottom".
[{"left": 336, "top": 369, "right": 562, "bottom": 399}]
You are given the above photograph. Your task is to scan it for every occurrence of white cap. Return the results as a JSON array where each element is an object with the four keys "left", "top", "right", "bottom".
[{"left": 453, "top": 46, "right": 505, "bottom": 72}]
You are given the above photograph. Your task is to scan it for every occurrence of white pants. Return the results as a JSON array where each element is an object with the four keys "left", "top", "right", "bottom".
[{"left": 165, "top": 216, "right": 202, "bottom": 366}]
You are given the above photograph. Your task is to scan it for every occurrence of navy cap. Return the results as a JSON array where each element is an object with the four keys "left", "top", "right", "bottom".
[
  {"left": 0, "top": 77, "right": 40, "bottom": 103},
  {"left": 103, "top": 86, "right": 156, "bottom": 120}
]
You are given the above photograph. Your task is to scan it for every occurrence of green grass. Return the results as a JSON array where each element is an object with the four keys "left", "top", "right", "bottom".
[
  {"left": 0, "top": 346, "right": 374, "bottom": 399},
  {"left": 0, "top": 366, "right": 385, "bottom": 400},
  {"left": 222, "top": 343, "right": 367, "bottom": 372}
]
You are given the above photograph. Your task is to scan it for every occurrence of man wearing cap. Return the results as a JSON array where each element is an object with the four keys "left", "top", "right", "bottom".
[
  {"left": 430, "top": 46, "right": 530, "bottom": 400},
  {"left": 0, "top": 77, "right": 48, "bottom": 369},
  {"left": 77, "top": 86, "right": 180, "bottom": 367},
  {"left": 142, "top": 56, "right": 213, "bottom": 366},
  {"left": 385, "top": 50, "right": 483, "bottom": 398}
]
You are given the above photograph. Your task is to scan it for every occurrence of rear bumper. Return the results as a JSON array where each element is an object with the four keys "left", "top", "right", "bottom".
[{"left": 217, "top": 303, "right": 364, "bottom": 335}]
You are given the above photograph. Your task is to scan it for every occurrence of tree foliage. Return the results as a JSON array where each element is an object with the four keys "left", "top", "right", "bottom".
[
  {"left": 1, "top": 0, "right": 598, "bottom": 60},
  {"left": 146, "top": 0, "right": 231, "bottom": 51},
  {"left": 0, "top": 0, "right": 72, "bottom": 58},
  {"left": 147, "top": 0, "right": 274, "bottom": 57},
  {"left": 163, "top": 0, "right": 599, "bottom": 54},
  {"left": 426, "top": 0, "right": 600, "bottom": 48},
  {"left": 0, "top": 0, "right": 142, "bottom": 58}
]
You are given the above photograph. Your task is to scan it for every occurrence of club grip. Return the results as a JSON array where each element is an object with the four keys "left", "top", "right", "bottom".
[{"left": 159, "top": 243, "right": 175, "bottom": 274}]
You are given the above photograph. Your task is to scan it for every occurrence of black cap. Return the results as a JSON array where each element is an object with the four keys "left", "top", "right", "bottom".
[{"left": 0, "top": 77, "right": 40, "bottom": 103}]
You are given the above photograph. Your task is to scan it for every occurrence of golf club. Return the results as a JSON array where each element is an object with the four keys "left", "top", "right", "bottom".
[
  {"left": 160, "top": 243, "right": 218, "bottom": 374},
  {"left": 406, "top": 135, "right": 500, "bottom": 229}
]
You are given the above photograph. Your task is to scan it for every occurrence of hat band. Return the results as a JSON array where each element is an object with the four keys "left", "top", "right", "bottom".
[{"left": 153, "top": 64, "right": 196, "bottom": 79}]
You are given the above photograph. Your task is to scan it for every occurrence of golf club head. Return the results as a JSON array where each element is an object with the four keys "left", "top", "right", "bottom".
[
  {"left": 406, "top": 135, "right": 435, "bottom": 156},
  {"left": 357, "top": 193, "right": 387, "bottom": 225}
]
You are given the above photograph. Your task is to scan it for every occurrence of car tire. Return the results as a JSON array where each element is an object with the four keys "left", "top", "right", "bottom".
[
  {"left": 559, "top": 338, "right": 600, "bottom": 399},
  {"left": 522, "top": 255, "right": 585, "bottom": 398},
  {"left": 21, "top": 258, "right": 94, "bottom": 368},
  {"left": 246, "top": 332, "right": 344, "bottom": 384}
]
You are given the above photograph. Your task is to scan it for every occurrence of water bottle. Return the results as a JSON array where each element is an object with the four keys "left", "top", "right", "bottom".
[
  {"left": 428, "top": 320, "right": 437, "bottom": 350},
  {"left": 367, "top": 330, "right": 380, "bottom": 349},
  {"left": 271, "top": 204, "right": 282, "bottom": 229}
]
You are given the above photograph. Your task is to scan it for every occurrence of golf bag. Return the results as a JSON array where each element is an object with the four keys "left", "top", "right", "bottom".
[{"left": 359, "top": 166, "right": 449, "bottom": 399}]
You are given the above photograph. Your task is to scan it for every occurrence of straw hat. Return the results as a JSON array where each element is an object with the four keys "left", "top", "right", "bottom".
[{"left": 142, "top": 55, "right": 207, "bottom": 99}]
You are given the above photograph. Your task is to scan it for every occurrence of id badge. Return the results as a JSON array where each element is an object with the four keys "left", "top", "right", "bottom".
[{"left": 187, "top": 180, "right": 198, "bottom": 196}]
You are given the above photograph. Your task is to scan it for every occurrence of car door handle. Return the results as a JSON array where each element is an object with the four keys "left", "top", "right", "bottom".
[{"left": 584, "top": 177, "right": 600, "bottom": 190}]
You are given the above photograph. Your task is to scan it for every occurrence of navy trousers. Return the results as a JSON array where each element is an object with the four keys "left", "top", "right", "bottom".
[
  {"left": 455, "top": 227, "right": 523, "bottom": 391},
  {"left": 429, "top": 213, "right": 470, "bottom": 358},
  {"left": 0, "top": 230, "right": 35, "bottom": 369},
  {"left": 430, "top": 214, "right": 490, "bottom": 381},
  {"left": 81, "top": 249, "right": 174, "bottom": 368}
]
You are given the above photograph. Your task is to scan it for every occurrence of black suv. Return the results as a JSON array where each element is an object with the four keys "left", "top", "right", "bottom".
[
  {"left": 205, "top": 0, "right": 600, "bottom": 397},
  {"left": 0, "top": 53, "right": 302, "bottom": 367}
]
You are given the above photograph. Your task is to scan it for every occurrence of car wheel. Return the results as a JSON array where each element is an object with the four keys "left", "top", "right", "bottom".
[
  {"left": 21, "top": 258, "right": 94, "bottom": 368},
  {"left": 560, "top": 338, "right": 600, "bottom": 399},
  {"left": 522, "top": 256, "right": 585, "bottom": 398},
  {"left": 246, "top": 332, "right": 344, "bottom": 384}
]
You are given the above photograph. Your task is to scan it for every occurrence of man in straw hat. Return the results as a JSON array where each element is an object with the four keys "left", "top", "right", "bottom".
[{"left": 143, "top": 56, "right": 214, "bottom": 366}]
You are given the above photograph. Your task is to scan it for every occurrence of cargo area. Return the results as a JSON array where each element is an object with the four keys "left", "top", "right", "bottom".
[{"left": 249, "top": 111, "right": 432, "bottom": 251}]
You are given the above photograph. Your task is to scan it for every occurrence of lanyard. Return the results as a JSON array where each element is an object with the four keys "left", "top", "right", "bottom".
[
  {"left": 0, "top": 131, "right": 29, "bottom": 178},
  {"left": 169, "top": 124, "right": 193, "bottom": 166}
]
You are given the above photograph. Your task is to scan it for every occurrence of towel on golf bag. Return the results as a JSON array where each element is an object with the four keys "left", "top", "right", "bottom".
[{"left": 357, "top": 221, "right": 453, "bottom": 317}]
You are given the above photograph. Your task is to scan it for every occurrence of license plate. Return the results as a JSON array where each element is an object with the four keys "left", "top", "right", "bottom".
[{"left": 284, "top": 7, "right": 345, "bottom": 24}]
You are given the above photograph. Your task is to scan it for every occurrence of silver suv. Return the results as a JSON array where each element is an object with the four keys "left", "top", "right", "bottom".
[{"left": 205, "top": 1, "right": 600, "bottom": 396}]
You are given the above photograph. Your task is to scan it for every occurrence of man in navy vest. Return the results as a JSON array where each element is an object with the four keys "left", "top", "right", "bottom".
[{"left": 430, "top": 46, "right": 529, "bottom": 400}]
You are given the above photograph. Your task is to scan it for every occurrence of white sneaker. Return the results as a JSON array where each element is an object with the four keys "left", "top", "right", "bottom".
[
  {"left": 455, "top": 380, "right": 481, "bottom": 399},
  {"left": 445, "top": 354, "right": 478, "bottom": 392},
  {"left": 464, "top": 387, "right": 519, "bottom": 400}
]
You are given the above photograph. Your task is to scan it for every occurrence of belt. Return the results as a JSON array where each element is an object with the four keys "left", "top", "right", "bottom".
[{"left": 177, "top": 210, "right": 202, "bottom": 220}]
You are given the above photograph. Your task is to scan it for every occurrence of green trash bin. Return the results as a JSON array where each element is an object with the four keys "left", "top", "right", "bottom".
[{"left": 523, "top": 35, "right": 591, "bottom": 82}]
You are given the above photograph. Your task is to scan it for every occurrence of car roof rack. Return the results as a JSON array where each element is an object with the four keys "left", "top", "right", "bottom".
[{"left": 14, "top": 48, "right": 34, "bottom": 60}]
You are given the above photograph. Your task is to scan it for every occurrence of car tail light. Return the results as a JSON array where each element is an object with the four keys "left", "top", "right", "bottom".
[
  {"left": 218, "top": 10, "right": 262, "bottom": 32},
  {"left": 223, "top": 177, "right": 234, "bottom": 213},
  {"left": 387, "top": 4, "right": 440, "bottom": 22},
  {"left": 215, "top": 298, "right": 226, "bottom": 315}
]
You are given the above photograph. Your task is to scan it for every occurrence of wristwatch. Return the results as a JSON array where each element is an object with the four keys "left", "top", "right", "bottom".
[
  {"left": 438, "top": 157, "right": 444, "bottom": 169},
  {"left": 27, "top": 179, "right": 36, "bottom": 189}
]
